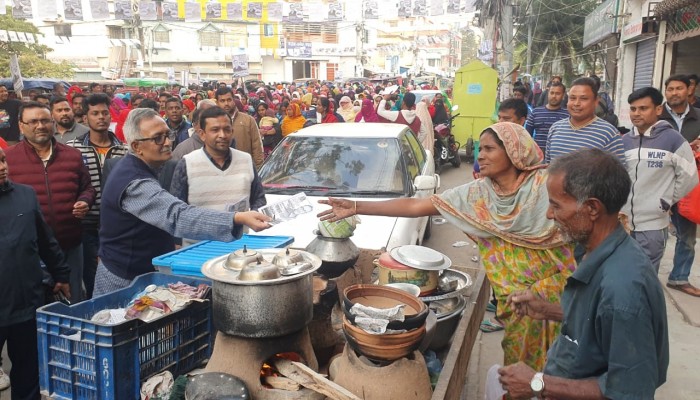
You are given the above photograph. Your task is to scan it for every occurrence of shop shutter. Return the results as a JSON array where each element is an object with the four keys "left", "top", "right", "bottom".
[
  {"left": 633, "top": 38, "right": 656, "bottom": 91},
  {"left": 673, "top": 36, "right": 700, "bottom": 76}
]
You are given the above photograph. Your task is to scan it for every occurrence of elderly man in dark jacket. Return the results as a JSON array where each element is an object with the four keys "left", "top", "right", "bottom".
[
  {"left": 5, "top": 102, "right": 96, "bottom": 302},
  {"left": 0, "top": 146, "right": 71, "bottom": 400}
]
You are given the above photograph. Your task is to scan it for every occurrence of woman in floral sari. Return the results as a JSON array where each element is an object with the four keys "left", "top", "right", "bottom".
[{"left": 318, "top": 122, "right": 575, "bottom": 370}]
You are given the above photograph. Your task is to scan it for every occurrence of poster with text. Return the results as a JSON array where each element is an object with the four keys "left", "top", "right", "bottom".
[
  {"left": 232, "top": 53, "right": 249, "bottom": 77},
  {"left": 286, "top": 2, "right": 303, "bottom": 23},
  {"left": 226, "top": 2, "right": 242, "bottom": 20},
  {"left": 114, "top": 0, "right": 132, "bottom": 19},
  {"left": 140, "top": 1, "right": 157, "bottom": 20},
  {"left": 267, "top": 2, "right": 282, "bottom": 22},
  {"left": 205, "top": 1, "right": 221, "bottom": 19},
  {"left": 363, "top": 0, "right": 377, "bottom": 19},
  {"left": 63, "top": 0, "right": 83, "bottom": 20},
  {"left": 430, "top": 0, "right": 443, "bottom": 15},
  {"left": 413, "top": 0, "right": 427, "bottom": 16},
  {"left": 398, "top": 0, "right": 411, "bottom": 17},
  {"left": 286, "top": 41, "right": 312, "bottom": 58},
  {"left": 184, "top": 2, "right": 200, "bottom": 22},
  {"left": 37, "top": 0, "right": 57, "bottom": 19},
  {"left": 327, "top": 1, "right": 342, "bottom": 21},
  {"left": 89, "top": 0, "right": 109, "bottom": 19},
  {"left": 447, "top": 0, "right": 460, "bottom": 14},
  {"left": 11, "top": 0, "right": 32, "bottom": 19},
  {"left": 161, "top": 1, "right": 179, "bottom": 21},
  {"left": 247, "top": 2, "right": 262, "bottom": 19}
]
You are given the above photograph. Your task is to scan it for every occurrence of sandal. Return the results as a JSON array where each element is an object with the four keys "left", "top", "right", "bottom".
[
  {"left": 480, "top": 318, "right": 504, "bottom": 333},
  {"left": 486, "top": 302, "right": 497, "bottom": 313}
]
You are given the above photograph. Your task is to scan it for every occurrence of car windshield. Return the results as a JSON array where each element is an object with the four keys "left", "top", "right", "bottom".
[{"left": 260, "top": 136, "right": 407, "bottom": 197}]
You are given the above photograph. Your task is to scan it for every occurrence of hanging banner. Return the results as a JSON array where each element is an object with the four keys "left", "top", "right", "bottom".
[
  {"left": 11, "top": 0, "right": 33, "bottom": 19},
  {"left": 63, "top": 0, "right": 83, "bottom": 20},
  {"left": 430, "top": 0, "right": 443, "bottom": 15},
  {"left": 413, "top": 0, "right": 427, "bottom": 16},
  {"left": 10, "top": 54, "right": 23, "bottom": 94},
  {"left": 232, "top": 53, "right": 249, "bottom": 77},
  {"left": 398, "top": 0, "right": 411, "bottom": 17},
  {"left": 184, "top": 2, "right": 200, "bottom": 22},
  {"left": 267, "top": 2, "right": 282, "bottom": 22},
  {"left": 328, "top": 1, "right": 342, "bottom": 21},
  {"left": 286, "top": 2, "right": 303, "bottom": 23},
  {"left": 7, "top": 31, "right": 19, "bottom": 41},
  {"left": 37, "top": 0, "right": 57, "bottom": 19},
  {"left": 162, "top": 2, "right": 179, "bottom": 21},
  {"left": 226, "top": 2, "right": 242, "bottom": 20},
  {"left": 447, "top": 0, "right": 460, "bottom": 14},
  {"left": 287, "top": 41, "right": 312, "bottom": 58},
  {"left": 363, "top": 0, "right": 378, "bottom": 19},
  {"left": 114, "top": 0, "right": 132, "bottom": 19},
  {"left": 247, "top": 2, "right": 261, "bottom": 19},
  {"left": 90, "top": 0, "right": 109, "bottom": 19},
  {"left": 140, "top": 1, "right": 157, "bottom": 20},
  {"left": 205, "top": 1, "right": 221, "bottom": 19},
  {"left": 0, "top": 31, "right": 8, "bottom": 41}
]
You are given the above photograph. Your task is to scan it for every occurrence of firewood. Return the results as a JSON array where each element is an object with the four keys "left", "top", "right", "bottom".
[
  {"left": 272, "top": 358, "right": 361, "bottom": 400},
  {"left": 263, "top": 376, "right": 301, "bottom": 391}
]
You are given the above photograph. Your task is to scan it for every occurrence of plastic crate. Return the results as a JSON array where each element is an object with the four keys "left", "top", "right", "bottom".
[
  {"left": 37, "top": 273, "right": 213, "bottom": 400},
  {"left": 151, "top": 234, "right": 294, "bottom": 277}
]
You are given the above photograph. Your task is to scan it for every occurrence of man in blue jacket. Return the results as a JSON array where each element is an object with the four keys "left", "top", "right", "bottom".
[{"left": 0, "top": 147, "right": 71, "bottom": 400}]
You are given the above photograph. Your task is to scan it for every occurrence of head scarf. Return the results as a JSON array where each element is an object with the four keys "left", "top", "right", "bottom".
[
  {"left": 431, "top": 123, "right": 561, "bottom": 249},
  {"left": 66, "top": 85, "right": 82, "bottom": 104},
  {"left": 415, "top": 102, "right": 434, "bottom": 153},
  {"left": 281, "top": 102, "right": 306, "bottom": 136},
  {"left": 355, "top": 99, "right": 380, "bottom": 122},
  {"left": 432, "top": 99, "right": 448, "bottom": 125},
  {"left": 337, "top": 96, "right": 357, "bottom": 122}
]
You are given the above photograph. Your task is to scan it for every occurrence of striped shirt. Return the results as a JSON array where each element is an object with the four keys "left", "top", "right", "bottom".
[
  {"left": 526, "top": 106, "right": 570, "bottom": 150},
  {"left": 545, "top": 117, "right": 625, "bottom": 163}
]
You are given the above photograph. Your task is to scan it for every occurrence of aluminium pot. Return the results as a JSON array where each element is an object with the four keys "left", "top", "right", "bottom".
[{"left": 201, "top": 250, "right": 321, "bottom": 338}]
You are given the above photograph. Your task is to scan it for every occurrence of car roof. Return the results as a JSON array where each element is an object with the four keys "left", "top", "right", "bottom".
[{"left": 290, "top": 123, "right": 409, "bottom": 139}]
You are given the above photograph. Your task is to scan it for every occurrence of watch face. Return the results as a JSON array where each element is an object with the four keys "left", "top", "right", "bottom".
[{"left": 531, "top": 378, "right": 544, "bottom": 392}]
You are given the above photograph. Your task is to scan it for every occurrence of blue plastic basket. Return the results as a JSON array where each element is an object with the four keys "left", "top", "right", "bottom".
[
  {"left": 151, "top": 234, "right": 294, "bottom": 277},
  {"left": 37, "top": 273, "right": 213, "bottom": 400}
]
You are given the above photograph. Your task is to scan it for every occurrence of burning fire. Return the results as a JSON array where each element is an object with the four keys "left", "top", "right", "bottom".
[{"left": 260, "top": 353, "right": 304, "bottom": 384}]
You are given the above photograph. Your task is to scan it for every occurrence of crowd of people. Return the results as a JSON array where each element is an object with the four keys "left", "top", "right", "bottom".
[{"left": 0, "top": 70, "right": 699, "bottom": 399}]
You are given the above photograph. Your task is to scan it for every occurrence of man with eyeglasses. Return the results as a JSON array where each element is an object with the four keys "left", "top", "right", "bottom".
[
  {"left": 94, "top": 108, "right": 272, "bottom": 296},
  {"left": 5, "top": 101, "right": 96, "bottom": 303}
]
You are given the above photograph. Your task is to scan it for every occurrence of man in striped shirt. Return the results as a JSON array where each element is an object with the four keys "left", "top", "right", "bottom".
[
  {"left": 545, "top": 77, "right": 624, "bottom": 163},
  {"left": 526, "top": 82, "right": 569, "bottom": 152}
]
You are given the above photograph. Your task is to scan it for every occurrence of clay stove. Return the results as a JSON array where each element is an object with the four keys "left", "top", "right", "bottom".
[{"left": 205, "top": 327, "right": 324, "bottom": 400}]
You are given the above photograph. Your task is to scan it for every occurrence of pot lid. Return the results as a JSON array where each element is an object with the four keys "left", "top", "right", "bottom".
[
  {"left": 377, "top": 251, "right": 414, "bottom": 271},
  {"left": 390, "top": 245, "right": 451, "bottom": 271},
  {"left": 202, "top": 248, "right": 321, "bottom": 285}
]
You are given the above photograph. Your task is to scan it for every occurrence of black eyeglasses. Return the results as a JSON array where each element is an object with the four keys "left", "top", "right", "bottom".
[{"left": 135, "top": 132, "right": 176, "bottom": 145}]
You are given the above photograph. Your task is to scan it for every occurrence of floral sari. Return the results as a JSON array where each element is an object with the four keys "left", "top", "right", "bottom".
[{"left": 432, "top": 122, "right": 575, "bottom": 370}]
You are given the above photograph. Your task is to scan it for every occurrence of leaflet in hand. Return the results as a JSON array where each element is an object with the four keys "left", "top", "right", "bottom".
[{"left": 258, "top": 192, "right": 313, "bottom": 225}]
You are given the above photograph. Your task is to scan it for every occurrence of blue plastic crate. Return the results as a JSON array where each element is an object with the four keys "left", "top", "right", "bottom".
[
  {"left": 37, "top": 273, "right": 213, "bottom": 400},
  {"left": 151, "top": 234, "right": 294, "bottom": 277}
]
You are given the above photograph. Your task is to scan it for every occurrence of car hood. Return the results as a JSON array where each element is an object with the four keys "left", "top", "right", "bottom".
[{"left": 250, "top": 194, "right": 398, "bottom": 251}]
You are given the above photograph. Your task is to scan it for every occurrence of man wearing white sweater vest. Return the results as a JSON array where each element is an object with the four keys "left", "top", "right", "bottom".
[{"left": 170, "top": 106, "right": 267, "bottom": 245}]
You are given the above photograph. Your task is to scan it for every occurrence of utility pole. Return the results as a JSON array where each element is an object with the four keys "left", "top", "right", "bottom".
[
  {"left": 355, "top": 0, "right": 365, "bottom": 78},
  {"left": 499, "top": 2, "right": 514, "bottom": 100},
  {"left": 526, "top": 14, "right": 533, "bottom": 75}
]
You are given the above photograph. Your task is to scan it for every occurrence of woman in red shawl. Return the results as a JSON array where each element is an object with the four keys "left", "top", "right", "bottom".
[
  {"left": 317, "top": 97, "right": 340, "bottom": 123},
  {"left": 354, "top": 98, "right": 380, "bottom": 122}
]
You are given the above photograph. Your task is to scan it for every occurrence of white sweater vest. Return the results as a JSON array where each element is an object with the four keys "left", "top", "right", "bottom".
[{"left": 184, "top": 148, "right": 254, "bottom": 211}]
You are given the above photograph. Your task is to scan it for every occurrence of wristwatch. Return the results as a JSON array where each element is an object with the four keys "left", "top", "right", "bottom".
[{"left": 530, "top": 372, "right": 545, "bottom": 396}]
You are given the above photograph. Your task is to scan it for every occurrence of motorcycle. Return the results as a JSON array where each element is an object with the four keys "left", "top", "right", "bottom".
[{"left": 433, "top": 106, "right": 461, "bottom": 173}]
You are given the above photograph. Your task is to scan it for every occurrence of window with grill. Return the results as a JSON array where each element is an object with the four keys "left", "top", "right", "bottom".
[
  {"left": 284, "top": 22, "right": 338, "bottom": 44},
  {"left": 199, "top": 31, "right": 221, "bottom": 47},
  {"left": 153, "top": 29, "right": 169, "bottom": 43},
  {"left": 108, "top": 26, "right": 125, "bottom": 39},
  {"left": 263, "top": 24, "right": 274, "bottom": 37}
]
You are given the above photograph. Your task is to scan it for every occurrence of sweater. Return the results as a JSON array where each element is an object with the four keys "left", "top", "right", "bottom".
[
  {"left": 231, "top": 110, "right": 264, "bottom": 170},
  {"left": 0, "top": 182, "right": 70, "bottom": 326},
  {"left": 184, "top": 148, "right": 254, "bottom": 211},
  {"left": 66, "top": 132, "right": 128, "bottom": 230},
  {"left": 5, "top": 139, "right": 96, "bottom": 249},
  {"left": 622, "top": 120, "right": 698, "bottom": 231},
  {"left": 659, "top": 104, "right": 700, "bottom": 143}
]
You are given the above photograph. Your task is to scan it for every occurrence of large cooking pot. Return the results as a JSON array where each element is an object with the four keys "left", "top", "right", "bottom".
[
  {"left": 304, "top": 230, "right": 360, "bottom": 278},
  {"left": 201, "top": 249, "right": 321, "bottom": 338}
]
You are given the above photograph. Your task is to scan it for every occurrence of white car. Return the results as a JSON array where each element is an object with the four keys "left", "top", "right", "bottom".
[{"left": 254, "top": 123, "right": 440, "bottom": 251}]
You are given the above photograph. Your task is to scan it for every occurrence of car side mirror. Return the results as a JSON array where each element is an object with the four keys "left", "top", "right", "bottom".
[{"left": 414, "top": 174, "right": 440, "bottom": 191}]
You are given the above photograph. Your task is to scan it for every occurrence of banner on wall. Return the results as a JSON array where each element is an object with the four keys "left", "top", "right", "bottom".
[
  {"left": 286, "top": 2, "right": 303, "bottom": 23},
  {"left": 227, "top": 2, "right": 242, "bottom": 20},
  {"left": 413, "top": 0, "right": 427, "bottom": 16},
  {"left": 267, "top": 2, "right": 282, "bottom": 22},
  {"left": 162, "top": 2, "right": 179, "bottom": 20},
  {"left": 363, "top": 0, "right": 378, "bottom": 19},
  {"left": 328, "top": 1, "right": 343, "bottom": 21},
  {"left": 286, "top": 41, "right": 312, "bottom": 58},
  {"left": 205, "top": 2, "right": 221, "bottom": 19},
  {"left": 114, "top": 0, "right": 132, "bottom": 19},
  {"left": 247, "top": 2, "right": 262, "bottom": 19},
  {"left": 184, "top": 2, "right": 200, "bottom": 22},
  {"left": 90, "top": 0, "right": 109, "bottom": 20},
  {"left": 140, "top": 1, "right": 157, "bottom": 20},
  {"left": 11, "top": 0, "right": 32, "bottom": 19}
]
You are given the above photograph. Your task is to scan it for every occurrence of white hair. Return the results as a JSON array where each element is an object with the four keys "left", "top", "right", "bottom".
[
  {"left": 123, "top": 108, "right": 161, "bottom": 152},
  {"left": 196, "top": 99, "right": 216, "bottom": 110}
]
